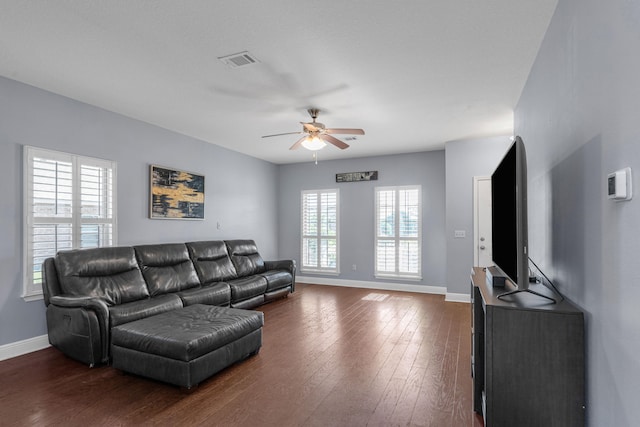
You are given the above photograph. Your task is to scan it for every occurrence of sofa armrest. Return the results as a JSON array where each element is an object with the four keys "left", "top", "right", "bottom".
[
  {"left": 48, "top": 295, "right": 110, "bottom": 364},
  {"left": 49, "top": 295, "right": 110, "bottom": 315},
  {"left": 264, "top": 259, "right": 295, "bottom": 273},
  {"left": 264, "top": 259, "right": 296, "bottom": 291}
]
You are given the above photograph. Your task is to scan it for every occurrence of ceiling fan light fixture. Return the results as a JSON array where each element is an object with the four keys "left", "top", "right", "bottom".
[
  {"left": 301, "top": 135, "right": 326, "bottom": 151},
  {"left": 262, "top": 109, "right": 361, "bottom": 151}
]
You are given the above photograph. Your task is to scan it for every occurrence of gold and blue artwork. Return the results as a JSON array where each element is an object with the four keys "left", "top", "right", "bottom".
[{"left": 150, "top": 165, "right": 204, "bottom": 219}]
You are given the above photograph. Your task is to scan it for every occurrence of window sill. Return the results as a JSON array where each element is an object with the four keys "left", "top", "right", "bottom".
[{"left": 22, "top": 293, "right": 44, "bottom": 302}]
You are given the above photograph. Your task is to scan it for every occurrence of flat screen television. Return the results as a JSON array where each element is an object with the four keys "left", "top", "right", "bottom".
[{"left": 491, "top": 136, "right": 530, "bottom": 291}]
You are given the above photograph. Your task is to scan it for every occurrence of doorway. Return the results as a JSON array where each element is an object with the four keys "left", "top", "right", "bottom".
[{"left": 473, "top": 176, "right": 492, "bottom": 267}]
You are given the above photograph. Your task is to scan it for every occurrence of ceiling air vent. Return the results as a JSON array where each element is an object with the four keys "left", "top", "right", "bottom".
[{"left": 218, "top": 51, "right": 260, "bottom": 68}]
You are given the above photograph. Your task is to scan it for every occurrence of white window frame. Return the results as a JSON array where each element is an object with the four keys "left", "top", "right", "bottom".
[
  {"left": 375, "top": 185, "right": 422, "bottom": 280},
  {"left": 300, "top": 188, "right": 340, "bottom": 274},
  {"left": 23, "top": 146, "right": 117, "bottom": 300}
]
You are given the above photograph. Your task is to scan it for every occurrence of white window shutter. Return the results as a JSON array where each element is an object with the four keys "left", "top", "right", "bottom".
[
  {"left": 23, "top": 146, "right": 117, "bottom": 300},
  {"left": 301, "top": 189, "right": 339, "bottom": 274},
  {"left": 375, "top": 186, "right": 421, "bottom": 279}
]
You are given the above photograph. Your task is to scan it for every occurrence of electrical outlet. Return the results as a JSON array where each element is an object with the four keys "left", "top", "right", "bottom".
[{"left": 352, "top": 264, "right": 357, "bottom": 271}]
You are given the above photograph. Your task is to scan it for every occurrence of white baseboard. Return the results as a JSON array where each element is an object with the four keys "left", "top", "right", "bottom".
[
  {"left": 0, "top": 335, "right": 50, "bottom": 362},
  {"left": 445, "top": 293, "right": 471, "bottom": 303},
  {"left": 296, "top": 276, "right": 447, "bottom": 296}
]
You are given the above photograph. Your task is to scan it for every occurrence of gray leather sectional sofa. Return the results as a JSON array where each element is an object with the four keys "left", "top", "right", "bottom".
[{"left": 42, "top": 239, "right": 295, "bottom": 367}]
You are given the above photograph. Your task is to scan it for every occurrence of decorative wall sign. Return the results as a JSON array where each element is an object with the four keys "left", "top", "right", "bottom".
[
  {"left": 150, "top": 165, "right": 205, "bottom": 219},
  {"left": 336, "top": 170, "right": 378, "bottom": 183}
]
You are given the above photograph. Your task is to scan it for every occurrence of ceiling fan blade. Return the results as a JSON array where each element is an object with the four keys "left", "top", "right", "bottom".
[
  {"left": 325, "top": 128, "right": 365, "bottom": 135},
  {"left": 262, "top": 131, "right": 302, "bottom": 138},
  {"left": 302, "top": 122, "right": 318, "bottom": 132},
  {"left": 320, "top": 134, "right": 349, "bottom": 150},
  {"left": 289, "top": 136, "right": 307, "bottom": 150}
]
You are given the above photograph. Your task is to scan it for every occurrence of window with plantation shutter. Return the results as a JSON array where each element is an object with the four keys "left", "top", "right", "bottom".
[
  {"left": 375, "top": 185, "right": 421, "bottom": 279},
  {"left": 23, "top": 146, "right": 117, "bottom": 300},
  {"left": 301, "top": 189, "right": 339, "bottom": 274}
]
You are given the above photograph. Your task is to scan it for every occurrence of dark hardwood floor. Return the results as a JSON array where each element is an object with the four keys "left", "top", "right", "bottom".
[{"left": 0, "top": 283, "right": 484, "bottom": 426}]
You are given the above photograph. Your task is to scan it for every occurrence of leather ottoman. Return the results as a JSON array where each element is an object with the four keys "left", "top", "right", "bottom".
[{"left": 111, "top": 304, "right": 263, "bottom": 388}]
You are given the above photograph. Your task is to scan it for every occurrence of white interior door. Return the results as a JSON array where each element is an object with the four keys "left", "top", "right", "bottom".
[{"left": 473, "top": 176, "right": 492, "bottom": 267}]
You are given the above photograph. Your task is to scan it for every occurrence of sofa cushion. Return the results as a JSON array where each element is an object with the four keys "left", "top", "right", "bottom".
[
  {"left": 55, "top": 247, "right": 149, "bottom": 305},
  {"left": 227, "top": 275, "right": 268, "bottom": 302},
  {"left": 186, "top": 241, "right": 238, "bottom": 284},
  {"left": 225, "top": 240, "right": 265, "bottom": 277},
  {"left": 178, "top": 282, "right": 231, "bottom": 307},
  {"left": 109, "top": 294, "right": 183, "bottom": 327},
  {"left": 260, "top": 270, "right": 293, "bottom": 292},
  {"left": 134, "top": 243, "right": 200, "bottom": 297}
]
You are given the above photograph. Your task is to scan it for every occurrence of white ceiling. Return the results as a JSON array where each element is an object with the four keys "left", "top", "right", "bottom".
[{"left": 0, "top": 1, "right": 558, "bottom": 164}]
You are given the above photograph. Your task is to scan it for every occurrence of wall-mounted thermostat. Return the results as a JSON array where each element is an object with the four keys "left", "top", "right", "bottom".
[{"left": 608, "top": 167, "right": 632, "bottom": 201}]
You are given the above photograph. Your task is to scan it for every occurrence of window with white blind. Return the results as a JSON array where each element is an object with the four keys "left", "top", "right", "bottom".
[
  {"left": 301, "top": 189, "right": 339, "bottom": 274},
  {"left": 23, "top": 146, "right": 117, "bottom": 300},
  {"left": 375, "top": 185, "right": 421, "bottom": 279}
]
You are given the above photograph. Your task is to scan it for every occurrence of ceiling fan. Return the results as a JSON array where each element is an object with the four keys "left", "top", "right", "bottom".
[{"left": 262, "top": 109, "right": 365, "bottom": 151}]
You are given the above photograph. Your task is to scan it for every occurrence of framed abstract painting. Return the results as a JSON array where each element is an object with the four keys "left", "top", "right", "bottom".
[{"left": 150, "top": 165, "right": 205, "bottom": 219}]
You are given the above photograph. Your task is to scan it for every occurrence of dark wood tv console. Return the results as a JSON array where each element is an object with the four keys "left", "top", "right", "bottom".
[{"left": 471, "top": 267, "right": 585, "bottom": 426}]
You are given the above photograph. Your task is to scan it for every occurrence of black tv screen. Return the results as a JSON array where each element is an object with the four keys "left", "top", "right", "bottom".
[{"left": 491, "top": 136, "right": 529, "bottom": 289}]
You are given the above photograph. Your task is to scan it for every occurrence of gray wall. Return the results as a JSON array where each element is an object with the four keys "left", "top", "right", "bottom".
[
  {"left": 445, "top": 136, "right": 511, "bottom": 295},
  {"left": 0, "top": 76, "right": 278, "bottom": 346},
  {"left": 277, "top": 152, "right": 447, "bottom": 288},
  {"left": 515, "top": 0, "right": 640, "bottom": 424}
]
